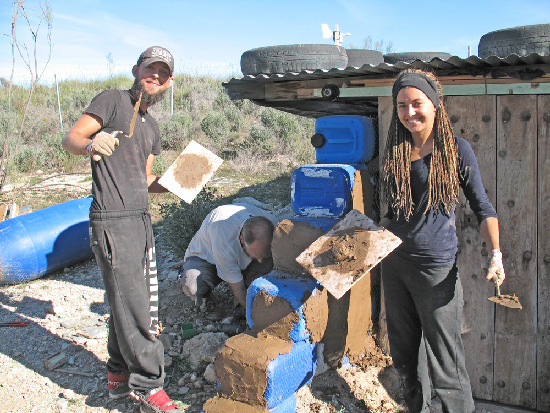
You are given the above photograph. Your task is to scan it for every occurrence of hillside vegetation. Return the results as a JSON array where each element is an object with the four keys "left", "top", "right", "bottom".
[
  {"left": 1, "top": 74, "right": 315, "bottom": 176},
  {"left": 1, "top": 74, "right": 316, "bottom": 255}
]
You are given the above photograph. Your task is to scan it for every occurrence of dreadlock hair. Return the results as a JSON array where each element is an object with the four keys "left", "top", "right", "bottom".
[{"left": 382, "top": 68, "right": 460, "bottom": 220}]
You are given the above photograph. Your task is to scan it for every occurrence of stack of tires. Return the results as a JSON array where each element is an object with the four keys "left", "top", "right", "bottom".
[
  {"left": 240, "top": 44, "right": 385, "bottom": 75},
  {"left": 478, "top": 23, "right": 550, "bottom": 58}
]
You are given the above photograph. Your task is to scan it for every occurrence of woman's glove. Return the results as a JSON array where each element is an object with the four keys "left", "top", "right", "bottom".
[{"left": 486, "top": 249, "right": 505, "bottom": 287}]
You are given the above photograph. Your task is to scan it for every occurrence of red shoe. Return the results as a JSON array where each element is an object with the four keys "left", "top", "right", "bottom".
[
  {"left": 107, "top": 372, "right": 130, "bottom": 399},
  {"left": 134, "top": 387, "right": 181, "bottom": 413}
]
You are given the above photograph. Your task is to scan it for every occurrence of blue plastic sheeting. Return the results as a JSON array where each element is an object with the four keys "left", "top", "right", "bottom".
[
  {"left": 265, "top": 340, "right": 316, "bottom": 410},
  {"left": 269, "top": 393, "right": 296, "bottom": 413},
  {"left": 291, "top": 164, "right": 364, "bottom": 218},
  {"left": 0, "top": 197, "right": 93, "bottom": 284},
  {"left": 247, "top": 270, "right": 323, "bottom": 342},
  {"left": 315, "top": 115, "right": 376, "bottom": 164}
]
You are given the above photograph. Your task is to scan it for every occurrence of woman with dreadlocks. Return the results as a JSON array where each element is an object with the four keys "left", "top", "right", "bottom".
[{"left": 379, "top": 68, "right": 505, "bottom": 413}]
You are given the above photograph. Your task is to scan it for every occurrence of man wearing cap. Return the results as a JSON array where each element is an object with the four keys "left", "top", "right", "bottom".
[{"left": 63, "top": 46, "right": 182, "bottom": 413}]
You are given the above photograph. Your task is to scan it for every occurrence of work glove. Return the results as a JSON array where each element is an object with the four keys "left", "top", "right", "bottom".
[
  {"left": 177, "top": 270, "right": 206, "bottom": 309},
  {"left": 486, "top": 249, "right": 505, "bottom": 287},
  {"left": 86, "top": 131, "right": 121, "bottom": 159}
]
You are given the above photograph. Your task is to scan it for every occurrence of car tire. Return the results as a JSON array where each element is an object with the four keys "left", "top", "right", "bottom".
[
  {"left": 478, "top": 23, "right": 550, "bottom": 58},
  {"left": 383, "top": 52, "right": 452, "bottom": 64},
  {"left": 345, "top": 49, "right": 384, "bottom": 67},
  {"left": 240, "top": 44, "right": 348, "bottom": 75}
]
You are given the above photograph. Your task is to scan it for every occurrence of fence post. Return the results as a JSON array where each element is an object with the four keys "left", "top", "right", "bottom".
[{"left": 55, "top": 74, "right": 63, "bottom": 130}]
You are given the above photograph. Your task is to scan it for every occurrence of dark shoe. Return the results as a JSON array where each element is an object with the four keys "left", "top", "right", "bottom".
[
  {"left": 107, "top": 372, "right": 130, "bottom": 399},
  {"left": 134, "top": 387, "right": 181, "bottom": 413}
]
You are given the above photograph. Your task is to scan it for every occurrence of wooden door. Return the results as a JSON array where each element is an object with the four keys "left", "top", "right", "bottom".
[
  {"left": 446, "top": 96, "right": 497, "bottom": 401},
  {"left": 493, "top": 95, "right": 538, "bottom": 408},
  {"left": 538, "top": 95, "right": 550, "bottom": 412}
]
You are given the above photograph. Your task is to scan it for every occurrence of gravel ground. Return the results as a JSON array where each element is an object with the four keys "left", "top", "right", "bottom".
[{"left": 0, "top": 227, "right": 412, "bottom": 413}]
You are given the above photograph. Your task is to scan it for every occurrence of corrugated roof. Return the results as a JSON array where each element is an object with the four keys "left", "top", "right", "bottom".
[
  {"left": 224, "top": 53, "right": 550, "bottom": 85},
  {"left": 223, "top": 53, "right": 550, "bottom": 118}
]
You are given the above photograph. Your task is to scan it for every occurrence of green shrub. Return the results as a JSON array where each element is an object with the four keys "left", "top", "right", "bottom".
[
  {"left": 159, "top": 113, "right": 192, "bottom": 150},
  {"left": 223, "top": 104, "right": 244, "bottom": 132},
  {"left": 260, "top": 108, "right": 302, "bottom": 143},
  {"left": 200, "top": 113, "right": 229, "bottom": 143},
  {"left": 12, "top": 143, "right": 48, "bottom": 172},
  {"left": 159, "top": 188, "right": 224, "bottom": 257}
]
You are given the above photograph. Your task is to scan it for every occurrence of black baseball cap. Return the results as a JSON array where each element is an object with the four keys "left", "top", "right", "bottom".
[{"left": 136, "top": 46, "right": 174, "bottom": 75}]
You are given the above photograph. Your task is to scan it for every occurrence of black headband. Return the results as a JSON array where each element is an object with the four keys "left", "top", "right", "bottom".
[{"left": 392, "top": 72, "right": 440, "bottom": 108}]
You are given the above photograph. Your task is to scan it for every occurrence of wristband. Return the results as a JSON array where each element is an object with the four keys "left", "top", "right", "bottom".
[{"left": 86, "top": 141, "right": 93, "bottom": 156}]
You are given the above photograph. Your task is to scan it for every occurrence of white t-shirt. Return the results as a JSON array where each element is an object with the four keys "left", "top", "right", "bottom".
[{"left": 184, "top": 204, "right": 277, "bottom": 283}]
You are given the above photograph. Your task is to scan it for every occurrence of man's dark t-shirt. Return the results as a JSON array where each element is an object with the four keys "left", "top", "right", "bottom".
[{"left": 85, "top": 90, "right": 161, "bottom": 211}]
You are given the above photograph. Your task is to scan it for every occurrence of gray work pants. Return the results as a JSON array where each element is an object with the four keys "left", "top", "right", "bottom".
[
  {"left": 89, "top": 209, "right": 164, "bottom": 391},
  {"left": 382, "top": 253, "right": 475, "bottom": 413}
]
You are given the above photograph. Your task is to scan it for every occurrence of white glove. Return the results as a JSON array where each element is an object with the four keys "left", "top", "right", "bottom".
[
  {"left": 86, "top": 131, "right": 121, "bottom": 159},
  {"left": 486, "top": 249, "right": 505, "bottom": 287},
  {"left": 177, "top": 270, "right": 204, "bottom": 307}
]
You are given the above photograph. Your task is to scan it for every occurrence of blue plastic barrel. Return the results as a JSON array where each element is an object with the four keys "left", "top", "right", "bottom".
[
  {"left": 247, "top": 270, "right": 324, "bottom": 342},
  {"left": 0, "top": 197, "right": 93, "bottom": 284},
  {"left": 314, "top": 115, "right": 376, "bottom": 164},
  {"left": 291, "top": 164, "right": 363, "bottom": 217},
  {"left": 265, "top": 340, "right": 316, "bottom": 410},
  {"left": 270, "top": 393, "right": 296, "bottom": 413}
]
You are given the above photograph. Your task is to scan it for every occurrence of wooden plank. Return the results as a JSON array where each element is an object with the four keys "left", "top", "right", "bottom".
[
  {"left": 537, "top": 94, "right": 550, "bottom": 412},
  {"left": 446, "top": 95, "right": 497, "bottom": 401},
  {"left": 493, "top": 95, "right": 538, "bottom": 409},
  {"left": 376, "top": 96, "right": 394, "bottom": 354},
  {"left": 319, "top": 83, "right": 550, "bottom": 100}
]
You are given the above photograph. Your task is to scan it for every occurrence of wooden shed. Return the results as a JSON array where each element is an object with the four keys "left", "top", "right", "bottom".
[{"left": 223, "top": 53, "right": 550, "bottom": 412}]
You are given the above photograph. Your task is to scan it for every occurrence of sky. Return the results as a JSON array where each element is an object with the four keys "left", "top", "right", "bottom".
[{"left": 1, "top": 0, "right": 549, "bottom": 85}]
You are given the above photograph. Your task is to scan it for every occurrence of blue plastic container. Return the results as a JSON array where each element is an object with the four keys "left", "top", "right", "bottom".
[
  {"left": 0, "top": 197, "right": 93, "bottom": 284},
  {"left": 291, "top": 164, "right": 362, "bottom": 217},
  {"left": 270, "top": 393, "right": 296, "bottom": 413},
  {"left": 247, "top": 270, "right": 323, "bottom": 342},
  {"left": 265, "top": 340, "right": 317, "bottom": 410},
  {"left": 314, "top": 115, "right": 376, "bottom": 164}
]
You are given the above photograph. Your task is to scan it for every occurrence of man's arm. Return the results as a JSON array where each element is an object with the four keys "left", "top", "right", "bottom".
[
  {"left": 62, "top": 113, "right": 103, "bottom": 155},
  {"left": 227, "top": 280, "right": 247, "bottom": 308},
  {"left": 145, "top": 154, "right": 168, "bottom": 193},
  {"left": 62, "top": 113, "right": 119, "bottom": 158}
]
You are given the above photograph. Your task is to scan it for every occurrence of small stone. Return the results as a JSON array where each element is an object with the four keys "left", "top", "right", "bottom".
[
  {"left": 205, "top": 324, "right": 216, "bottom": 332},
  {"left": 62, "top": 389, "right": 74, "bottom": 399},
  {"left": 164, "top": 355, "right": 173, "bottom": 368},
  {"left": 57, "top": 399, "right": 68, "bottom": 409},
  {"left": 177, "top": 377, "right": 186, "bottom": 386},
  {"left": 178, "top": 387, "right": 190, "bottom": 395},
  {"left": 203, "top": 363, "right": 216, "bottom": 384}
]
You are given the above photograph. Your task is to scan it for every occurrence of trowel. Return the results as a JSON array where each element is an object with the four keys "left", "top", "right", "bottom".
[
  {"left": 488, "top": 283, "right": 522, "bottom": 309},
  {"left": 158, "top": 140, "right": 223, "bottom": 203},
  {"left": 295, "top": 209, "right": 402, "bottom": 299}
]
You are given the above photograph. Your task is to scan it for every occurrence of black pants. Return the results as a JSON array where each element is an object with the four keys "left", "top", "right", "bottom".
[
  {"left": 89, "top": 209, "right": 164, "bottom": 391},
  {"left": 382, "top": 253, "right": 475, "bottom": 413}
]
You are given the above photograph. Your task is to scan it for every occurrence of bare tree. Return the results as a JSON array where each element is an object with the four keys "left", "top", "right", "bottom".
[
  {"left": 363, "top": 36, "right": 393, "bottom": 54},
  {"left": 1, "top": 0, "right": 53, "bottom": 192}
]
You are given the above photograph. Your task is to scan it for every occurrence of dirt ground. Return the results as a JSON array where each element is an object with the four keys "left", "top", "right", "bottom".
[{"left": 0, "top": 172, "right": 432, "bottom": 413}]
